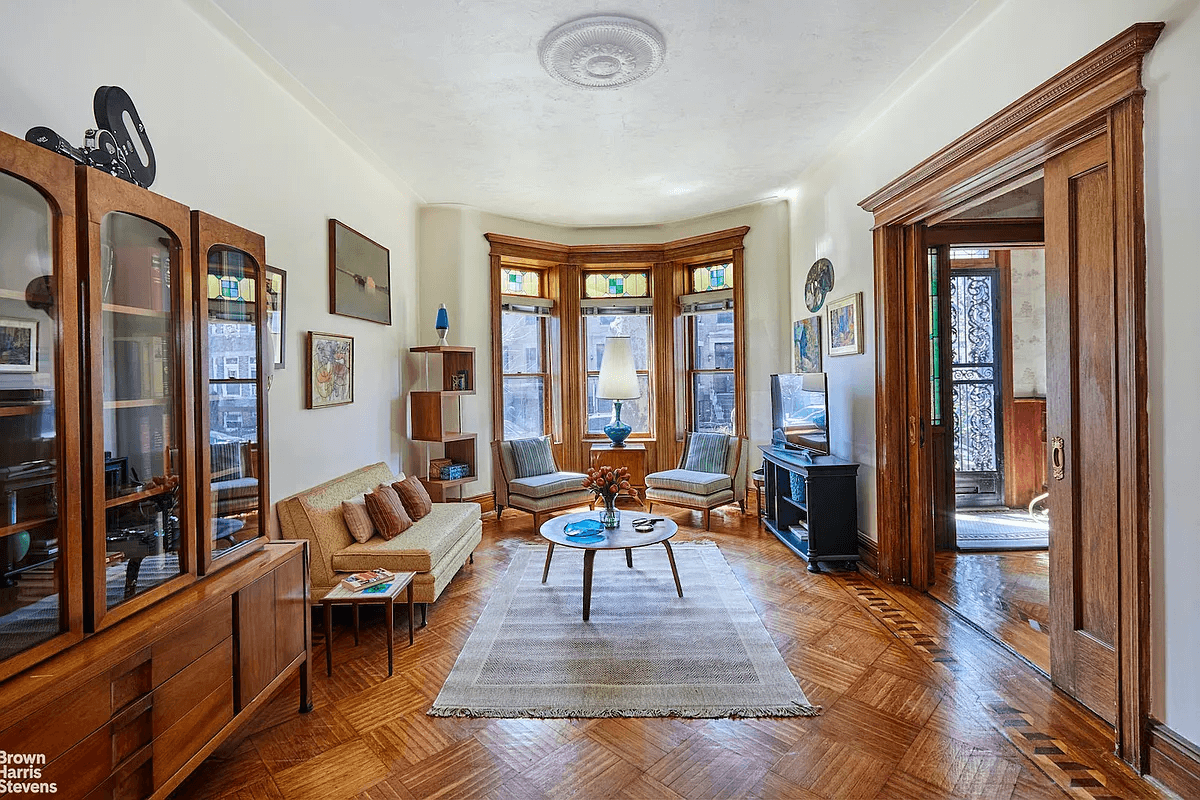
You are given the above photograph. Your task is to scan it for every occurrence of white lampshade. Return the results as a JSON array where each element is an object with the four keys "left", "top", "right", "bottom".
[{"left": 596, "top": 336, "right": 640, "bottom": 400}]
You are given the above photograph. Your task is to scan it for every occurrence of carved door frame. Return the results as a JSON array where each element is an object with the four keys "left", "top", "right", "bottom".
[{"left": 858, "top": 23, "right": 1162, "bottom": 768}]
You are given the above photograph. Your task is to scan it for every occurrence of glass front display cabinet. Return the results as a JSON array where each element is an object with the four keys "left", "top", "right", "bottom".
[
  {"left": 0, "top": 133, "right": 84, "bottom": 678},
  {"left": 81, "top": 168, "right": 197, "bottom": 630},
  {"left": 192, "top": 211, "right": 270, "bottom": 574}
]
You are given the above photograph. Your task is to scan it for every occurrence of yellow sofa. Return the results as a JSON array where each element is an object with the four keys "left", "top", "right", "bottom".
[{"left": 276, "top": 463, "right": 482, "bottom": 621}]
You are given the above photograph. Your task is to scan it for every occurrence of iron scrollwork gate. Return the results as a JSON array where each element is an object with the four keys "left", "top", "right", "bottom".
[{"left": 950, "top": 268, "right": 1005, "bottom": 507}]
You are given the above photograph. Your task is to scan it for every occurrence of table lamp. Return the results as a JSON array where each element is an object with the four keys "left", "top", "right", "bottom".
[{"left": 596, "top": 336, "right": 640, "bottom": 447}]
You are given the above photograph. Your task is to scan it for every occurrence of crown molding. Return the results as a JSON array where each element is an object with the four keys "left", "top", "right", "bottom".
[{"left": 859, "top": 22, "right": 1164, "bottom": 224}]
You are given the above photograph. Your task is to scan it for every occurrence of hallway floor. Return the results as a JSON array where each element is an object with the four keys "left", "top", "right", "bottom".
[
  {"left": 172, "top": 508, "right": 1158, "bottom": 800},
  {"left": 930, "top": 550, "right": 1050, "bottom": 674}
]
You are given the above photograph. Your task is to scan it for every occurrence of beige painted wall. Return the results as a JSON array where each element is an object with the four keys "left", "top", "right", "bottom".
[
  {"left": 789, "top": 0, "right": 1200, "bottom": 743},
  {"left": 417, "top": 200, "right": 791, "bottom": 497},
  {"left": 0, "top": 0, "right": 424, "bottom": 507}
]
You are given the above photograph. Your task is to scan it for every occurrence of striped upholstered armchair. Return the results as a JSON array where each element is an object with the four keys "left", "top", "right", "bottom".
[
  {"left": 645, "top": 432, "right": 747, "bottom": 530},
  {"left": 492, "top": 436, "right": 592, "bottom": 532}
]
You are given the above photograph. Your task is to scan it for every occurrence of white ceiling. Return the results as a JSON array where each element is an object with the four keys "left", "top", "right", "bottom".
[{"left": 210, "top": 0, "right": 977, "bottom": 226}]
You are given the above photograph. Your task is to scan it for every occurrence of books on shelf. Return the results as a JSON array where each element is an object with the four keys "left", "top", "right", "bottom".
[{"left": 340, "top": 568, "right": 393, "bottom": 591}]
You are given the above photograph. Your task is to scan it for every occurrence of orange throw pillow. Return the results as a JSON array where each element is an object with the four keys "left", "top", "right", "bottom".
[
  {"left": 341, "top": 497, "right": 376, "bottom": 543},
  {"left": 364, "top": 484, "right": 413, "bottom": 540},
  {"left": 392, "top": 475, "right": 433, "bottom": 520}
]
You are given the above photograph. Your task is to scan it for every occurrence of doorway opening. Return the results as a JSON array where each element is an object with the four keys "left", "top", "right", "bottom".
[{"left": 923, "top": 181, "right": 1052, "bottom": 672}]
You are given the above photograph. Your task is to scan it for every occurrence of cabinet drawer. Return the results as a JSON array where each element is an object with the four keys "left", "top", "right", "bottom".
[
  {"left": 41, "top": 725, "right": 112, "bottom": 800},
  {"left": 83, "top": 751, "right": 152, "bottom": 800},
  {"left": 151, "top": 597, "right": 233, "bottom": 686},
  {"left": 152, "top": 677, "right": 233, "bottom": 788},
  {"left": 0, "top": 672, "right": 111, "bottom": 764},
  {"left": 153, "top": 636, "right": 232, "bottom": 735}
]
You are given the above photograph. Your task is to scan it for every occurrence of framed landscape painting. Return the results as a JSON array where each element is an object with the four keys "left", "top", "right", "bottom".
[
  {"left": 0, "top": 318, "right": 37, "bottom": 372},
  {"left": 793, "top": 316, "right": 822, "bottom": 373},
  {"left": 329, "top": 219, "right": 391, "bottom": 325},
  {"left": 306, "top": 331, "right": 353, "bottom": 408},
  {"left": 827, "top": 292, "right": 865, "bottom": 356}
]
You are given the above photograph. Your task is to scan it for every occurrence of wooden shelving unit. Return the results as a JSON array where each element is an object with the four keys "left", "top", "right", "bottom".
[{"left": 409, "top": 345, "right": 476, "bottom": 502}]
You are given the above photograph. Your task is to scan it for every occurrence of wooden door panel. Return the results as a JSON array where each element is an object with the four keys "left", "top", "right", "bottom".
[{"left": 1045, "top": 134, "right": 1118, "bottom": 725}]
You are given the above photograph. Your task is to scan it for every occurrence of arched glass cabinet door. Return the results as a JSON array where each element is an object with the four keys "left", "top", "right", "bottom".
[
  {"left": 82, "top": 166, "right": 197, "bottom": 630},
  {"left": 96, "top": 211, "right": 189, "bottom": 613},
  {"left": 0, "top": 132, "right": 83, "bottom": 678},
  {"left": 192, "top": 211, "right": 269, "bottom": 574}
]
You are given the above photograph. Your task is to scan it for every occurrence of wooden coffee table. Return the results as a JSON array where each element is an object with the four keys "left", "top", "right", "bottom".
[
  {"left": 539, "top": 512, "right": 682, "bottom": 621},
  {"left": 321, "top": 571, "right": 416, "bottom": 676}
]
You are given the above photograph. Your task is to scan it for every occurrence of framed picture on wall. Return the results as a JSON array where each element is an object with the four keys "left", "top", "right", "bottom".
[
  {"left": 265, "top": 265, "right": 287, "bottom": 370},
  {"left": 329, "top": 219, "right": 391, "bottom": 325},
  {"left": 305, "top": 331, "right": 354, "bottom": 408},
  {"left": 0, "top": 318, "right": 38, "bottom": 373},
  {"left": 793, "top": 316, "right": 822, "bottom": 373},
  {"left": 827, "top": 292, "right": 865, "bottom": 356}
]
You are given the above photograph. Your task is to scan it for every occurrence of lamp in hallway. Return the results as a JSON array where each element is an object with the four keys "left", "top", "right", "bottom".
[{"left": 597, "top": 336, "right": 639, "bottom": 447}]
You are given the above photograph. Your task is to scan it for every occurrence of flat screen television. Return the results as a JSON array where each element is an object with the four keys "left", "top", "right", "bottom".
[{"left": 771, "top": 373, "right": 829, "bottom": 455}]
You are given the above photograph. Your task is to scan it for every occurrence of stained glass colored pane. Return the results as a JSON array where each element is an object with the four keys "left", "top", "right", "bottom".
[
  {"left": 583, "top": 272, "right": 649, "bottom": 298},
  {"left": 501, "top": 268, "right": 540, "bottom": 297},
  {"left": 692, "top": 263, "right": 733, "bottom": 292}
]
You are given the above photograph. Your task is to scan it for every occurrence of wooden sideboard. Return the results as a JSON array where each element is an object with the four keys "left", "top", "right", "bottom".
[{"left": 0, "top": 540, "right": 311, "bottom": 800}]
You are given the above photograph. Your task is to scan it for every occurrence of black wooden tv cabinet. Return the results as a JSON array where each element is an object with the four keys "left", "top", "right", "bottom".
[{"left": 759, "top": 445, "right": 860, "bottom": 572}]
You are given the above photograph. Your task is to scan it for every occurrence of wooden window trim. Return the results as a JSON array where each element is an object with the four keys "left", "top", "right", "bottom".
[{"left": 487, "top": 228, "right": 748, "bottom": 476}]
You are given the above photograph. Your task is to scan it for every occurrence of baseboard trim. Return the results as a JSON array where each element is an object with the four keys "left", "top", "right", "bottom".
[
  {"left": 857, "top": 531, "right": 878, "bottom": 573},
  {"left": 1148, "top": 720, "right": 1200, "bottom": 798},
  {"left": 463, "top": 492, "right": 495, "bottom": 514}
]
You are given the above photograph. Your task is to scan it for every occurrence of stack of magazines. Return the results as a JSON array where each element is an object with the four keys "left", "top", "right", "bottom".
[{"left": 340, "top": 568, "right": 393, "bottom": 591}]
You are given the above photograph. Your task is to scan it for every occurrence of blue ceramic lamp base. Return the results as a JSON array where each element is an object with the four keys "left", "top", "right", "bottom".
[{"left": 603, "top": 400, "right": 632, "bottom": 447}]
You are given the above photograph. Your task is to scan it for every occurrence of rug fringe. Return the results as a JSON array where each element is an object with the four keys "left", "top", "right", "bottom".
[{"left": 427, "top": 702, "right": 822, "bottom": 719}]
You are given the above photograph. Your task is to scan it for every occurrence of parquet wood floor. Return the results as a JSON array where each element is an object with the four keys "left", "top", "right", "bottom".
[
  {"left": 928, "top": 551, "right": 1050, "bottom": 674},
  {"left": 171, "top": 506, "right": 1163, "bottom": 800}
]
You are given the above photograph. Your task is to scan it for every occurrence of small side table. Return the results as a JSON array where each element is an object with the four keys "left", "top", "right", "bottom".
[
  {"left": 321, "top": 572, "right": 416, "bottom": 676},
  {"left": 589, "top": 442, "right": 647, "bottom": 507}
]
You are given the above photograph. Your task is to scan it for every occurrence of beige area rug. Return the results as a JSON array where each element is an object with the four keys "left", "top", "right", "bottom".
[{"left": 429, "top": 542, "right": 818, "bottom": 719}]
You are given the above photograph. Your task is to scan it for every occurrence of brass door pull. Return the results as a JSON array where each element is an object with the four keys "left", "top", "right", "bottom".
[{"left": 1052, "top": 436, "right": 1065, "bottom": 480}]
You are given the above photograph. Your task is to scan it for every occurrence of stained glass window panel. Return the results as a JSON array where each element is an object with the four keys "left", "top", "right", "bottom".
[
  {"left": 501, "top": 268, "right": 540, "bottom": 297},
  {"left": 692, "top": 263, "right": 733, "bottom": 292},
  {"left": 583, "top": 272, "right": 649, "bottom": 298}
]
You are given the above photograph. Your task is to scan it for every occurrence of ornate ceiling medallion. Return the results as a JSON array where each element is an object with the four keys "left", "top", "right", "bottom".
[{"left": 539, "top": 16, "right": 665, "bottom": 90}]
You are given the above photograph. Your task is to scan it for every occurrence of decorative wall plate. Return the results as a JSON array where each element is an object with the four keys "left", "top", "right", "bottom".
[{"left": 805, "top": 258, "right": 835, "bottom": 313}]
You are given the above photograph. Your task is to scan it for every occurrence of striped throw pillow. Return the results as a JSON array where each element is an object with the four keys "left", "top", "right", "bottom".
[
  {"left": 392, "top": 475, "right": 433, "bottom": 520},
  {"left": 510, "top": 436, "right": 556, "bottom": 478},
  {"left": 341, "top": 497, "right": 376, "bottom": 543},
  {"left": 363, "top": 484, "right": 413, "bottom": 540},
  {"left": 682, "top": 433, "right": 729, "bottom": 474}
]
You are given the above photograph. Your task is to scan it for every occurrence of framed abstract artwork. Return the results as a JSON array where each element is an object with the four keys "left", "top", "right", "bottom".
[
  {"left": 329, "top": 219, "right": 391, "bottom": 325},
  {"left": 793, "top": 316, "right": 822, "bottom": 373},
  {"left": 265, "top": 265, "right": 287, "bottom": 370},
  {"left": 305, "top": 331, "right": 353, "bottom": 408},
  {"left": 0, "top": 318, "right": 37, "bottom": 372},
  {"left": 827, "top": 292, "right": 865, "bottom": 356}
]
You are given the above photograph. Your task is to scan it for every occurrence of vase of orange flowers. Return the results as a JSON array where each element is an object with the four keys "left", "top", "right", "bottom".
[{"left": 582, "top": 465, "right": 635, "bottom": 528}]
